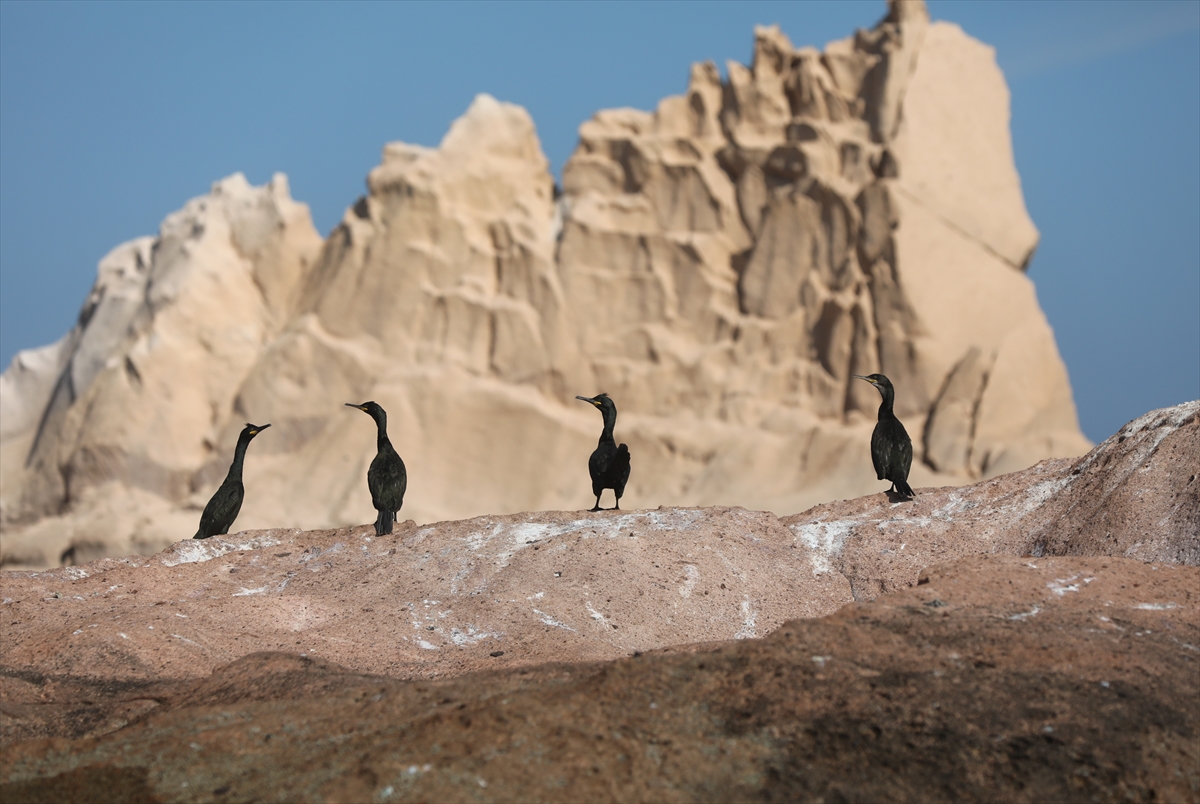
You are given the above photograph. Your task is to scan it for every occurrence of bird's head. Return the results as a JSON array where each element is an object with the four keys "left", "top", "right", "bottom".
[
  {"left": 241, "top": 423, "right": 270, "bottom": 440},
  {"left": 575, "top": 393, "right": 616, "bottom": 415},
  {"left": 346, "top": 401, "right": 387, "bottom": 427},
  {"left": 852, "top": 374, "right": 893, "bottom": 396}
]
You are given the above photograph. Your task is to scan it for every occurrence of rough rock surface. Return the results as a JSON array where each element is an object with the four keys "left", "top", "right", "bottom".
[
  {"left": 785, "top": 399, "right": 1200, "bottom": 599},
  {"left": 1, "top": 401, "right": 1196, "bottom": 800},
  {"left": 1, "top": 401, "right": 1193, "bottom": 691},
  {"left": 0, "top": 508, "right": 854, "bottom": 685},
  {"left": 1, "top": 0, "right": 1090, "bottom": 569},
  {"left": 2, "top": 557, "right": 1196, "bottom": 803}
]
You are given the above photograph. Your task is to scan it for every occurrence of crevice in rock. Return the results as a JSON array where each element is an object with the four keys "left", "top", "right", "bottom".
[{"left": 890, "top": 183, "right": 1028, "bottom": 272}]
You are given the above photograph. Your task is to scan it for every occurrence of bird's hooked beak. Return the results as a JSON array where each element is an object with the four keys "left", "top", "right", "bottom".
[
  {"left": 852, "top": 375, "right": 877, "bottom": 385},
  {"left": 346, "top": 403, "right": 366, "bottom": 411},
  {"left": 575, "top": 395, "right": 602, "bottom": 409},
  {"left": 247, "top": 423, "right": 271, "bottom": 436}
]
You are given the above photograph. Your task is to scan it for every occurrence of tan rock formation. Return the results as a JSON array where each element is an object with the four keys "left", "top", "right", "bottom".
[
  {"left": 1, "top": 174, "right": 322, "bottom": 565},
  {"left": 0, "top": 0, "right": 1090, "bottom": 568}
]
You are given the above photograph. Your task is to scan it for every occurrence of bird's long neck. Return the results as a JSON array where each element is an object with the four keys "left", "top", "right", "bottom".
[
  {"left": 227, "top": 435, "right": 252, "bottom": 482},
  {"left": 876, "top": 385, "right": 896, "bottom": 421},
  {"left": 373, "top": 414, "right": 393, "bottom": 453},
  {"left": 600, "top": 409, "right": 617, "bottom": 443}
]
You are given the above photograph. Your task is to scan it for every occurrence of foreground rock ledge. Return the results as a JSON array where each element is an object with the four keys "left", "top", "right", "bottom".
[
  {"left": 2, "top": 401, "right": 1193, "bottom": 685},
  {"left": 2, "top": 556, "right": 1197, "bottom": 803},
  {"left": 1, "top": 401, "right": 1196, "bottom": 800}
]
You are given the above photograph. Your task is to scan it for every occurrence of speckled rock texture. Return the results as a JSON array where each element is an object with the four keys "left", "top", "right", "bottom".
[
  {"left": 784, "top": 399, "right": 1199, "bottom": 599},
  {"left": 2, "top": 556, "right": 1196, "bottom": 803},
  {"left": 0, "top": 401, "right": 1196, "bottom": 801},
  {"left": 1, "top": 507, "right": 854, "bottom": 684},
  {"left": 1, "top": 399, "right": 1192, "bottom": 692}
]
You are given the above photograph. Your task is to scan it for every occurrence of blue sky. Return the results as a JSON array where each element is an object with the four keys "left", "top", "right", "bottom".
[{"left": 1, "top": 0, "right": 1197, "bottom": 443}]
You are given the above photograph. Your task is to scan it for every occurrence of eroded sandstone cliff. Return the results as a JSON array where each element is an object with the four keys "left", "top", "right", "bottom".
[{"left": 0, "top": 0, "right": 1090, "bottom": 568}]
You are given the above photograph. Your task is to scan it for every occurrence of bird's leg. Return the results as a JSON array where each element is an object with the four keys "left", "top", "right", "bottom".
[
  {"left": 590, "top": 494, "right": 602, "bottom": 513},
  {"left": 612, "top": 496, "right": 621, "bottom": 511}
]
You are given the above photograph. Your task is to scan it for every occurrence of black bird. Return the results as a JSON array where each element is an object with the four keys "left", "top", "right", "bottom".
[
  {"left": 346, "top": 401, "right": 407, "bottom": 535},
  {"left": 576, "top": 393, "right": 631, "bottom": 512},
  {"left": 854, "top": 374, "right": 915, "bottom": 498},
  {"left": 194, "top": 423, "right": 270, "bottom": 539}
]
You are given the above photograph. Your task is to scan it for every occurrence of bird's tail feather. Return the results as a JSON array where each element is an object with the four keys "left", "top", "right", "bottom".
[
  {"left": 375, "top": 509, "right": 394, "bottom": 536},
  {"left": 896, "top": 479, "right": 915, "bottom": 498}
]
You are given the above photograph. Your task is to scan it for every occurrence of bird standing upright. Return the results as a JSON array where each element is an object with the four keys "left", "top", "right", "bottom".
[
  {"left": 853, "top": 374, "right": 915, "bottom": 499},
  {"left": 346, "top": 401, "right": 407, "bottom": 535},
  {"left": 194, "top": 423, "right": 271, "bottom": 539},
  {"left": 576, "top": 393, "right": 631, "bottom": 512}
]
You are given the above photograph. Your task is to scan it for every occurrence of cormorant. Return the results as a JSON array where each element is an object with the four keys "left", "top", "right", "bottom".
[
  {"left": 853, "top": 374, "right": 915, "bottom": 498},
  {"left": 346, "top": 401, "right": 407, "bottom": 535},
  {"left": 194, "top": 423, "right": 270, "bottom": 539},
  {"left": 576, "top": 393, "right": 631, "bottom": 512}
]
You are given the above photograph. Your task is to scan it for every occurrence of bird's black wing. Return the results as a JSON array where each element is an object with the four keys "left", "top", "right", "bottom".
[
  {"left": 892, "top": 420, "right": 914, "bottom": 496},
  {"left": 869, "top": 423, "right": 888, "bottom": 481},
  {"left": 589, "top": 442, "right": 617, "bottom": 494},
  {"left": 874, "top": 418, "right": 913, "bottom": 490},
  {"left": 613, "top": 444, "right": 631, "bottom": 497},
  {"left": 368, "top": 446, "right": 408, "bottom": 513},
  {"left": 195, "top": 479, "right": 244, "bottom": 539},
  {"left": 895, "top": 421, "right": 913, "bottom": 480}
]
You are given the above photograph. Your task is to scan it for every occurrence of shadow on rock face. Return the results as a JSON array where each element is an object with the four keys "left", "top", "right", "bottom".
[{"left": 3, "top": 766, "right": 159, "bottom": 804}]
